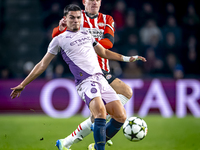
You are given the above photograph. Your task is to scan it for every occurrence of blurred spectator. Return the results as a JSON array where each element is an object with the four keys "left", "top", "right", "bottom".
[
  {"left": 173, "top": 64, "right": 184, "bottom": 79},
  {"left": 143, "top": 47, "right": 164, "bottom": 75},
  {"left": 42, "top": 2, "right": 62, "bottom": 30},
  {"left": 162, "top": 3, "right": 178, "bottom": 25},
  {"left": 120, "top": 8, "right": 139, "bottom": 45},
  {"left": 23, "top": 61, "right": 34, "bottom": 77},
  {"left": 0, "top": 66, "right": 13, "bottom": 79},
  {"left": 182, "top": 4, "right": 200, "bottom": 42},
  {"left": 163, "top": 53, "right": 184, "bottom": 79},
  {"left": 139, "top": 19, "right": 162, "bottom": 47},
  {"left": 45, "top": 65, "right": 54, "bottom": 80},
  {"left": 138, "top": 2, "right": 160, "bottom": 27},
  {"left": 40, "top": 23, "right": 56, "bottom": 57},
  {"left": 165, "top": 3, "right": 176, "bottom": 17},
  {"left": 183, "top": 4, "right": 200, "bottom": 26},
  {"left": 181, "top": 35, "right": 200, "bottom": 76},
  {"left": 163, "top": 32, "right": 180, "bottom": 59},
  {"left": 112, "top": 0, "right": 126, "bottom": 30},
  {"left": 1, "top": 0, "right": 199, "bottom": 79},
  {"left": 53, "top": 64, "right": 65, "bottom": 78},
  {"left": 162, "top": 15, "right": 182, "bottom": 48},
  {"left": 121, "top": 34, "right": 140, "bottom": 56},
  {"left": 112, "top": 30, "right": 122, "bottom": 53}
]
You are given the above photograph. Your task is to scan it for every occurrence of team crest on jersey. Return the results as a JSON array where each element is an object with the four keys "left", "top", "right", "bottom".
[
  {"left": 98, "top": 22, "right": 105, "bottom": 27},
  {"left": 106, "top": 74, "right": 112, "bottom": 80},
  {"left": 91, "top": 88, "right": 97, "bottom": 93}
]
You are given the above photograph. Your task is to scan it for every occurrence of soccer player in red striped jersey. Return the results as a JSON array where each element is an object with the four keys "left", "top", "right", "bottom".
[{"left": 52, "top": 0, "right": 133, "bottom": 149}]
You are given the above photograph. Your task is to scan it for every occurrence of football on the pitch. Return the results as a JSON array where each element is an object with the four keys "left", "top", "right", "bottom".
[{"left": 123, "top": 117, "right": 148, "bottom": 142}]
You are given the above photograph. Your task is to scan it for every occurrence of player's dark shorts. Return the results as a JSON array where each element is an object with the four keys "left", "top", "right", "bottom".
[{"left": 102, "top": 70, "right": 116, "bottom": 84}]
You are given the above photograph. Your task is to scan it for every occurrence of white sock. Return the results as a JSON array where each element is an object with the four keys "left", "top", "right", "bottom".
[
  {"left": 63, "top": 117, "right": 92, "bottom": 148},
  {"left": 118, "top": 94, "right": 130, "bottom": 106}
]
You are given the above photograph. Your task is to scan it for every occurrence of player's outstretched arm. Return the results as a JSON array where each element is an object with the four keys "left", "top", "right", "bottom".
[
  {"left": 94, "top": 43, "right": 146, "bottom": 62},
  {"left": 10, "top": 52, "right": 55, "bottom": 99}
]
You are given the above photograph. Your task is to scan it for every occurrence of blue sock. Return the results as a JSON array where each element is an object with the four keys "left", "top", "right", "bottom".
[
  {"left": 105, "top": 118, "right": 124, "bottom": 141},
  {"left": 93, "top": 118, "right": 106, "bottom": 150}
]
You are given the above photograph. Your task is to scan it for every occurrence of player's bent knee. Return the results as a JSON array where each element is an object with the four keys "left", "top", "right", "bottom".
[
  {"left": 94, "top": 108, "right": 107, "bottom": 119},
  {"left": 114, "top": 111, "right": 126, "bottom": 123},
  {"left": 111, "top": 78, "right": 133, "bottom": 99},
  {"left": 95, "top": 113, "right": 106, "bottom": 119},
  {"left": 125, "top": 86, "right": 133, "bottom": 99}
]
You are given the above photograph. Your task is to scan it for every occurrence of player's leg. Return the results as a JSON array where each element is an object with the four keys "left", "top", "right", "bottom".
[
  {"left": 102, "top": 70, "right": 132, "bottom": 105},
  {"left": 89, "top": 101, "right": 126, "bottom": 150},
  {"left": 109, "top": 78, "right": 132, "bottom": 104},
  {"left": 62, "top": 117, "right": 93, "bottom": 148},
  {"left": 89, "top": 96, "right": 107, "bottom": 150},
  {"left": 105, "top": 100, "right": 126, "bottom": 141},
  {"left": 56, "top": 116, "right": 93, "bottom": 150},
  {"left": 100, "top": 76, "right": 126, "bottom": 144}
]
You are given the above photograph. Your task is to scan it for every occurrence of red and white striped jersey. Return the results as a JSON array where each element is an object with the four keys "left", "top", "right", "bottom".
[{"left": 52, "top": 10, "right": 115, "bottom": 72}]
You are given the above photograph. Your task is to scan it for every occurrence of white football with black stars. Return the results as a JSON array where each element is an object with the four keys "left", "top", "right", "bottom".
[{"left": 123, "top": 117, "right": 148, "bottom": 142}]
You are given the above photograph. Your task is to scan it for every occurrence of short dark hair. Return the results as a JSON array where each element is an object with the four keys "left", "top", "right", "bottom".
[{"left": 64, "top": 4, "right": 81, "bottom": 16}]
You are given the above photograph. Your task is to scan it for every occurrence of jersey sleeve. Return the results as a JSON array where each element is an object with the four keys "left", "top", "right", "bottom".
[
  {"left": 47, "top": 37, "right": 60, "bottom": 55},
  {"left": 99, "top": 15, "right": 115, "bottom": 49},
  {"left": 52, "top": 26, "right": 66, "bottom": 38}
]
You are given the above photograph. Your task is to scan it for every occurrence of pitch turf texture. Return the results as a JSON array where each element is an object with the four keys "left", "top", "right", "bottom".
[{"left": 0, "top": 115, "right": 200, "bottom": 150}]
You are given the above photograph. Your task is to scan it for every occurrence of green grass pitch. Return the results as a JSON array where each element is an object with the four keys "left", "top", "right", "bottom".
[{"left": 0, "top": 114, "right": 200, "bottom": 150}]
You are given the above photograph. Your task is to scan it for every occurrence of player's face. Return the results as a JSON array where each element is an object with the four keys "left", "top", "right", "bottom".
[
  {"left": 65, "top": 11, "right": 81, "bottom": 32},
  {"left": 83, "top": 0, "right": 101, "bottom": 15}
]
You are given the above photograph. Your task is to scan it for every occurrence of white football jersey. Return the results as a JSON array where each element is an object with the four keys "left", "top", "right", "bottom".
[{"left": 48, "top": 29, "right": 103, "bottom": 85}]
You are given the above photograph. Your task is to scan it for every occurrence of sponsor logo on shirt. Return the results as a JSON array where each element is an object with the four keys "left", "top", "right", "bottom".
[
  {"left": 86, "top": 28, "right": 104, "bottom": 39},
  {"left": 70, "top": 36, "right": 91, "bottom": 46}
]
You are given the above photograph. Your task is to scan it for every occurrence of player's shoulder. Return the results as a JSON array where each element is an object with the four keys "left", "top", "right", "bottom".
[
  {"left": 55, "top": 31, "right": 67, "bottom": 39},
  {"left": 99, "top": 12, "right": 114, "bottom": 20}
]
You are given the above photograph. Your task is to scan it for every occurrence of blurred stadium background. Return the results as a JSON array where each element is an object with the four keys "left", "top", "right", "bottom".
[{"left": 0, "top": 0, "right": 200, "bottom": 149}]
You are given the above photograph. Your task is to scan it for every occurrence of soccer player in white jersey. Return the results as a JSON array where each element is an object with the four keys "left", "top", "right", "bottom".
[
  {"left": 52, "top": 0, "right": 135, "bottom": 149},
  {"left": 10, "top": 4, "right": 146, "bottom": 150}
]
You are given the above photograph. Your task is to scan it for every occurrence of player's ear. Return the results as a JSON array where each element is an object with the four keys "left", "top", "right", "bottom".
[{"left": 82, "top": 0, "right": 85, "bottom": 5}]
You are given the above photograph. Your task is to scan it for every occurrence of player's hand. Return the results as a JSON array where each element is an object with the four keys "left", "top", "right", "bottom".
[
  {"left": 130, "top": 56, "right": 147, "bottom": 62},
  {"left": 59, "top": 17, "right": 67, "bottom": 31},
  {"left": 10, "top": 84, "right": 25, "bottom": 99}
]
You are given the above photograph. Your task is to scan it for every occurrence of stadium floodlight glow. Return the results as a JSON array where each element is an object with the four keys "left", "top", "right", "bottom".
[{"left": 40, "top": 78, "right": 81, "bottom": 118}]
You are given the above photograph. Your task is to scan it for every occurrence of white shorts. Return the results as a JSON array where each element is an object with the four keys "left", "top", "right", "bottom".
[{"left": 76, "top": 74, "right": 119, "bottom": 107}]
